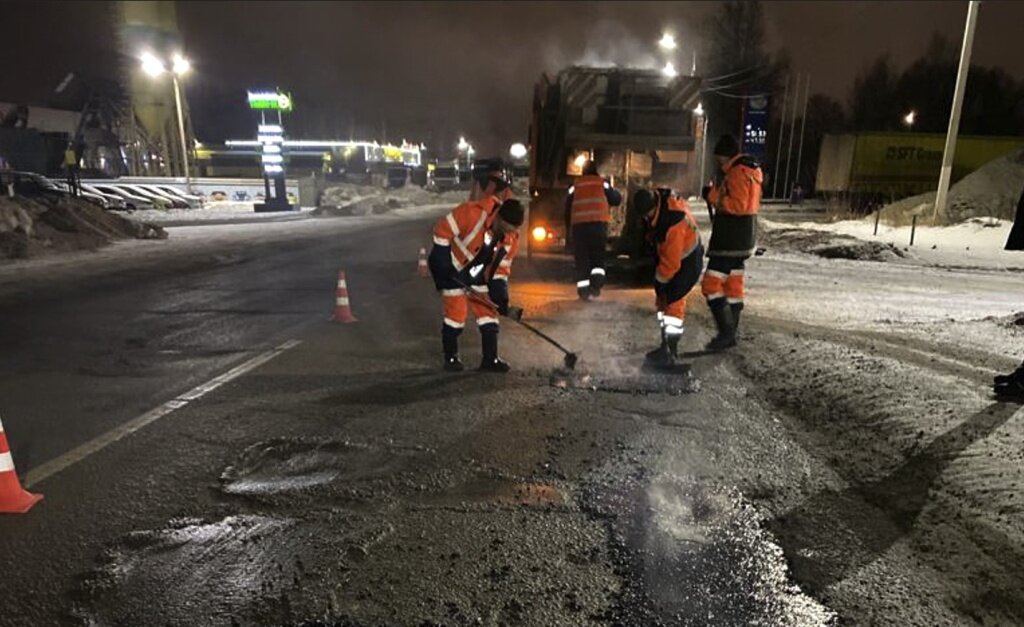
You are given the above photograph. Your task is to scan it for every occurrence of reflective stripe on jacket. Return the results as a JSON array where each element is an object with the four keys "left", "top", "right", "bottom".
[
  {"left": 432, "top": 196, "right": 518, "bottom": 281},
  {"left": 650, "top": 196, "right": 701, "bottom": 284},
  {"left": 570, "top": 175, "right": 611, "bottom": 225}
]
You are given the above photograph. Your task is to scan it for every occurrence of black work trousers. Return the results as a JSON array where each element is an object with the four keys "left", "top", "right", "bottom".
[{"left": 572, "top": 221, "right": 608, "bottom": 291}]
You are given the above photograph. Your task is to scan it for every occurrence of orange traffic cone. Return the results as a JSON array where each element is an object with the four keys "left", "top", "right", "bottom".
[
  {"left": 332, "top": 270, "right": 357, "bottom": 323},
  {"left": 0, "top": 415, "right": 42, "bottom": 514},
  {"left": 417, "top": 247, "right": 429, "bottom": 277}
]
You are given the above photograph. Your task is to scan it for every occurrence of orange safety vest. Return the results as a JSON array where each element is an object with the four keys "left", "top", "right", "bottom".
[
  {"left": 432, "top": 196, "right": 518, "bottom": 280},
  {"left": 707, "top": 155, "right": 763, "bottom": 216},
  {"left": 570, "top": 174, "right": 611, "bottom": 225},
  {"left": 650, "top": 196, "right": 701, "bottom": 283}
]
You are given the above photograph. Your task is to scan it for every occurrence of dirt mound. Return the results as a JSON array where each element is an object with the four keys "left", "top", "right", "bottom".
[
  {"left": 882, "top": 148, "right": 1024, "bottom": 226},
  {"left": 0, "top": 195, "right": 166, "bottom": 260},
  {"left": 759, "top": 223, "right": 906, "bottom": 262}
]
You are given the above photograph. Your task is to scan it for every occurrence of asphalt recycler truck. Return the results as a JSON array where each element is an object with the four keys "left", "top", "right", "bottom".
[{"left": 527, "top": 66, "right": 703, "bottom": 260}]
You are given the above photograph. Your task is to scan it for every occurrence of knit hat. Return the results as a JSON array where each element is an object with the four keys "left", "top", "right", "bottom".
[
  {"left": 497, "top": 198, "right": 524, "bottom": 227},
  {"left": 713, "top": 134, "right": 740, "bottom": 158}
]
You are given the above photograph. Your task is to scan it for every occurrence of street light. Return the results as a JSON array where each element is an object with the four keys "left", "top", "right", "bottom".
[
  {"left": 140, "top": 51, "right": 192, "bottom": 190},
  {"left": 509, "top": 143, "right": 527, "bottom": 160},
  {"left": 661, "top": 62, "right": 678, "bottom": 78},
  {"left": 658, "top": 33, "right": 677, "bottom": 50},
  {"left": 903, "top": 110, "right": 916, "bottom": 128},
  {"left": 694, "top": 103, "right": 709, "bottom": 192}
]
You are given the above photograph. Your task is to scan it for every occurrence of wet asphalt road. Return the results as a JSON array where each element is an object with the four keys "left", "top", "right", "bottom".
[
  {"left": 0, "top": 209, "right": 1021, "bottom": 626},
  {"left": 0, "top": 214, "right": 436, "bottom": 475}
]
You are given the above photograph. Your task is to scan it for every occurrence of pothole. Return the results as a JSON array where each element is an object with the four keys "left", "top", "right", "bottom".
[
  {"left": 414, "top": 475, "right": 566, "bottom": 509},
  {"left": 220, "top": 438, "right": 420, "bottom": 503},
  {"left": 551, "top": 369, "right": 701, "bottom": 395}
]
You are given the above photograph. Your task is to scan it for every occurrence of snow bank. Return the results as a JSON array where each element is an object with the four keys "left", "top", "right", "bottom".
[
  {"left": 882, "top": 148, "right": 1024, "bottom": 225},
  {"left": 314, "top": 183, "right": 465, "bottom": 217},
  {"left": 128, "top": 201, "right": 315, "bottom": 224},
  {"left": 0, "top": 195, "right": 166, "bottom": 260}
]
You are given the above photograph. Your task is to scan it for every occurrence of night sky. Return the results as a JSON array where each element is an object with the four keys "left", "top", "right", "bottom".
[{"left": 2, "top": 1, "right": 1023, "bottom": 155}]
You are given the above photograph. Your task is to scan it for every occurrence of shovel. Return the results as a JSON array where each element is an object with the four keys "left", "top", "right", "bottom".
[{"left": 452, "top": 278, "right": 579, "bottom": 370}]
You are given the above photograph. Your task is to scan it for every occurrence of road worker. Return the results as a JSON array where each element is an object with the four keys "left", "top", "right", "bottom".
[
  {"left": 429, "top": 161, "right": 523, "bottom": 372},
  {"left": 634, "top": 188, "right": 704, "bottom": 368},
  {"left": 564, "top": 160, "right": 622, "bottom": 300},
  {"left": 701, "top": 134, "right": 763, "bottom": 351}
]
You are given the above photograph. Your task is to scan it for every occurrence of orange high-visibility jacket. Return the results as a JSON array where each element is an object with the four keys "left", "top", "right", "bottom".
[
  {"left": 569, "top": 174, "right": 612, "bottom": 225},
  {"left": 432, "top": 196, "right": 518, "bottom": 281},
  {"left": 708, "top": 155, "right": 763, "bottom": 216},
  {"left": 651, "top": 196, "right": 701, "bottom": 284}
]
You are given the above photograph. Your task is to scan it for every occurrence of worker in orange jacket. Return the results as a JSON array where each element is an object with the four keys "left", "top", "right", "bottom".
[
  {"left": 634, "top": 188, "right": 704, "bottom": 367},
  {"left": 429, "top": 162, "right": 523, "bottom": 372},
  {"left": 565, "top": 160, "right": 622, "bottom": 300},
  {"left": 700, "top": 134, "right": 763, "bottom": 351}
]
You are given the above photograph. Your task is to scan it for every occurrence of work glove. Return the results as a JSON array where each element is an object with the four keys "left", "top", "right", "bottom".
[{"left": 487, "top": 279, "right": 509, "bottom": 315}]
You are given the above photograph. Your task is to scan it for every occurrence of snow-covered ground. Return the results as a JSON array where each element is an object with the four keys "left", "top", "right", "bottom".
[
  {"left": 772, "top": 215, "right": 1022, "bottom": 271},
  {"left": 127, "top": 201, "right": 317, "bottom": 224}
]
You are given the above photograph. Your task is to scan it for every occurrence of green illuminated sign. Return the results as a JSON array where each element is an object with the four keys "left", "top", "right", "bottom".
[{"left": 247, "top": 90, "right": 293, "bottom": 112}]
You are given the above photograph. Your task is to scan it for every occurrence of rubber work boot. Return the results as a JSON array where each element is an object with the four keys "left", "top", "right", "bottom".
[
  {"left": 442, "top": 327, "right": 463, "bottom": 372},
  {"left": 994, "top": 377, "right": 1024, "bottom": 402},
  {"left": 644, "top": 330, "right": 674, "bottom": 368},
  {"left": 706, "top": 305, "right": 737, "bottom": 351},
  {"left": 479, "top": 325, "right": 511, "bottom": 373},
  {"left": 590, "top": 271, "right": 605, "bottom": 298},
  {"left": 993, "top": 362, "right": 1024, "bottom": 386},
  {"left": 731, "top": 303, "right": 743, "bottom": 336},
  {"left": 577, "top": 285, "right": 591, "bottom": 301},
  {"left": 444, "top": 354, "right": 464, "bottom": 372}
]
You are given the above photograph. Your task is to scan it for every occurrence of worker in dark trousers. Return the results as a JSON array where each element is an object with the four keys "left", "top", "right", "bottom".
[
  {"left": 429, "top": 162, "right": 523, "bottom": 373},
  {"left": 701, "top": 134, "right": 763, "bottom": 351},
  {"left": 634, "top": 188, "right": 704, "bottom": 368},
  {"left": 63, "top": 142, "right": 80, "bottom": 197},
  {"left": 565, "top": 160, "right": 622, "bottom": 300},
  {"left": 993, "top": 183, "right": 1024, "bottom": 401}
]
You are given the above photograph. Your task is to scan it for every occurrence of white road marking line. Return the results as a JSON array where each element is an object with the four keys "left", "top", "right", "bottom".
[{"left": 24, "top": 339, "right": 303, "bottom": 488}]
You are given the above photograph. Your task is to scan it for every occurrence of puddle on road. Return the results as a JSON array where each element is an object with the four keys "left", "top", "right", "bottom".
[
  {"left": 220, "top": 438, "right": 419, "bottom": 504},
  {"left": 74, "top": 514, "right": 394, "bottom": 626},
  {"left": 73, "top": 516, "right": 311, "bottom": 625},
  {"left": 589, "top": 474, "right": 836, "bottom": 626}
]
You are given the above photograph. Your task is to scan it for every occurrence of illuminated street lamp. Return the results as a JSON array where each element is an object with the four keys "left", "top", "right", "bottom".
[
  {"left": 509, "top": 143, "right": 527, "bottom": 160},
  {"left": 662, "top": 62, "right": 678, "bottom": 78},
  {"left": 694, "top": 103, "right": 709, "bottom": 190},
  {"left": 658, "top": 33, "right": 677, "bottom": 50},
  {"left": 903, "top": 110, "right": 916, "bottom": 128},
  {"left": 140, "top": 51, "right": 192, "bottom": 189}
]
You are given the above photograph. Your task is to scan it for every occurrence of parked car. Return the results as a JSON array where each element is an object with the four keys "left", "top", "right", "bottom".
[
  {"left": 118, "top": 184, "right": 182, "bottom": 209},
  {"left": 147, "top": 184, "right": 203, "bottom": 208},
  {"left": 86, "top": 184, "right": 158, "bottom": 211},
  {"left": 5, "top": 171, "right": 108, "bottom": 207},
  {"left": 80, "top": 184, "right": 129, "bottom": 211}
]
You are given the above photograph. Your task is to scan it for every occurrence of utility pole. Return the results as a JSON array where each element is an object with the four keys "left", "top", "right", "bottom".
[
  {"left": 933, "top": 0, "right": 980, "bottom": 222},
  {"left": 782, "top": 72, "right": 802, "bottom": 202},
  {"left": 793, "top": 74, "right": 811, "bottom": 194},
  {"left": 772, "top": 74, "right": 790, "bottom": 199}
]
